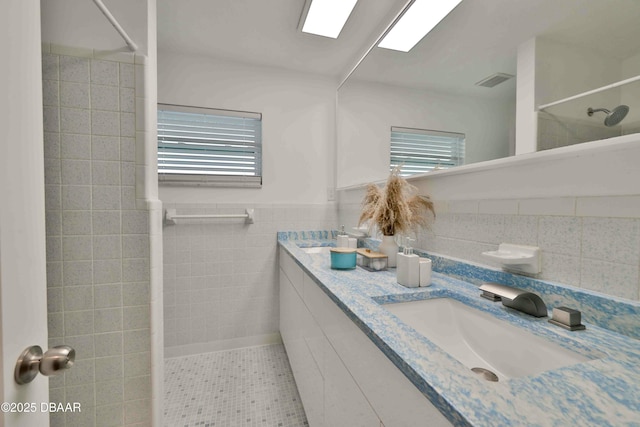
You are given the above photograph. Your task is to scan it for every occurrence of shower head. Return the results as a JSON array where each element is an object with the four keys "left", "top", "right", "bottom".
[{"left": 587, "top": 105, "right": 630, "bottom": 127}]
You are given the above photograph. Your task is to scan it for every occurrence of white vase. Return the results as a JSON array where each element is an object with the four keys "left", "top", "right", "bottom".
[{"left": 378, "top": 235, "right": 399, "bottom": 267}]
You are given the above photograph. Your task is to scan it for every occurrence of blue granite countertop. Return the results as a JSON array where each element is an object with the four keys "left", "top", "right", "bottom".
[{"left": 278, "top": 232, "right": 640, "bottom": 427}]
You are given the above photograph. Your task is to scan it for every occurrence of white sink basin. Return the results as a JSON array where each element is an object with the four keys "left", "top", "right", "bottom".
[
  {"left": 300, "top": 246, "right": 331, "bottom": 254},
  {"left": 383, "top": 298, "right": 593, "bottom": 381}
]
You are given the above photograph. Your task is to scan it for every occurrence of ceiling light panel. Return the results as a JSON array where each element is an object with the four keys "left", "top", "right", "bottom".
[
  {"left": 301, "top": 0, "right": 358, "bottom": 39},
  {"left": 378, "top": 0, "right": 463, "bottom": 52}
]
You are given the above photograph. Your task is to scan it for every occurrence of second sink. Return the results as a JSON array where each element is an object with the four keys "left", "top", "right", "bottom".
[{"left": 300, "top": 246, "right": 331, "bottom": 254}]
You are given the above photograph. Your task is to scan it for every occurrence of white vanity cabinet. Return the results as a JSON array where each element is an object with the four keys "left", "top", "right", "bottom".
[
  {"left": 279, "top": 248, "right": 452, "bottom": 427},
  {"left": 279, "top": 248, "right": 378, "bottom": 426},
  {"left": 279, "top": 261, "right": 325, "bottom": 426}
]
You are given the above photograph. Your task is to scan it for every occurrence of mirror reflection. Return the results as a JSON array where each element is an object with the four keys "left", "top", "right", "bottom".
[{"left": 337, "top": 0, "right": 640, "bottom": 188}]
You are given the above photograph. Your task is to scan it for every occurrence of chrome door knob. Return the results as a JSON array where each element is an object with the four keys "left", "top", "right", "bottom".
[
  {"left": 40, "top": 345, "right": 75, "bottom": 376},
  {"left": 14, "top": 346, "right": 43, "bottom": 385},
  {"left": 15, "top": 345, "right": 76, "bottom": 385}
]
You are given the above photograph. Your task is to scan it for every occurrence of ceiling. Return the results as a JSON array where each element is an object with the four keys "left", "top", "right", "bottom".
[
  {"left": 349, "top": 0, "right": 640, "bottom": 99},
  {"left": 157, "top": 0, "right": 640, "bottom": 98},
  {"left": 157, "top": 0, "right": 407, "bottom": 77},
  {"left": 41, "top": 0, "right": 148, "bottom": 54}
]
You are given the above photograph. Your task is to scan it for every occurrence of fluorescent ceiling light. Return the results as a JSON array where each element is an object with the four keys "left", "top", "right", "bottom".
[
  {"left": 301, "top": 0, "right": 358, "bottom": 39},
  {"left": 378, "top": 0, "right": 463, "bottom": 52}
]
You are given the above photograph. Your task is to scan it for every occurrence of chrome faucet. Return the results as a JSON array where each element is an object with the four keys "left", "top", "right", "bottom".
[{"left": 479, "top": 282, "right": 548, "bottom": 317}]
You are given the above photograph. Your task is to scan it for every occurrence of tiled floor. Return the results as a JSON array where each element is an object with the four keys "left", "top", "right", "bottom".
[{"left": 164, "top": 344, "right": 309, "bottom": 426}]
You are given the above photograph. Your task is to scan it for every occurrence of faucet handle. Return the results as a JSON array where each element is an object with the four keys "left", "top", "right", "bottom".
[{"left": 548, "top": 307, "right": 586, "bottom": 331}]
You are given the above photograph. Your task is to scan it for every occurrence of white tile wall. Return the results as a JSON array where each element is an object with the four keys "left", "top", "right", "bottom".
[
  {"left": 162, "top": 203, "right": 337, "bottom": 356},
  {"left": 576, "top": 195, "right": 640, "bottom": 218},
  {"left": 537, "top": 114, "right": 625, "bottom": 150},
  {"left": 340, "top": 195, "right": 640, "bottom": 301},
  {"left": 43, "top": 49, "right": 151, "bottom": 426},
  {"left": 519, "top": 197, "right": 576, "bottom": 216}
]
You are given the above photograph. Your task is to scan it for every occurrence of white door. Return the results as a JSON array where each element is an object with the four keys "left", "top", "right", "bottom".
[{"left": 0, "top": 0, "right": 50, "bottom": 426}]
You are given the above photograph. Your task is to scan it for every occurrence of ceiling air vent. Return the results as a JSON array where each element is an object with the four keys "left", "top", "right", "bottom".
[{"left": 475, "top": 73, "right": 514, "bottom": 88}]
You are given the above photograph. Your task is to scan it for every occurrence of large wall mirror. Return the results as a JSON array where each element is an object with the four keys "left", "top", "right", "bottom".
[{"left": 336, "top": 0, "right": 640, "bottom": 189}]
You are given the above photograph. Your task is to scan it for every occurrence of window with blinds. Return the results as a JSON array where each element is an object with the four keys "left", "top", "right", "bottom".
[
  {"left": 157, "top": 104, "right": 262, "bottom": 187},
  {"left": 390, "top": 127, "right": 465, "bottom": 176}
]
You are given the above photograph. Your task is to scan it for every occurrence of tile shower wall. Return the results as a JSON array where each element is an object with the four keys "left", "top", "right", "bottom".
[
  {"left": 340, "top": 196, "right": 640, "bottom": 301},
  {"left": 537, "top": 114, "right": 640, "bottom": 151},
  {"left": 162, "top": 203, "right": 337, "bottom": 357},
  {"left": 43, "top": 47, "right": 151, "bottom": 426}
]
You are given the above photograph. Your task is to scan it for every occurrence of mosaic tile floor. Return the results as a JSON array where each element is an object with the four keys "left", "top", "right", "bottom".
[{"left": 164, "top": 344, "right": 309, "bottom": 427}]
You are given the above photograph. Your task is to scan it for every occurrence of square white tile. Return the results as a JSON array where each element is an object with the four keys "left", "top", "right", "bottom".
[{"left": 164, "top": 345, "right": 308, "bottom": 427}]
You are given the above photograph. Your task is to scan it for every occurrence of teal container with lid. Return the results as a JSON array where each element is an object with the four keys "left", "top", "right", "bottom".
[{"left": 330, "top": 248, "right": 357, "bottom": 270}]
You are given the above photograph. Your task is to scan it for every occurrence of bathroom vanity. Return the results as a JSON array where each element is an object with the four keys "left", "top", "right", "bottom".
[
  {"left": 279, "top": 242, "right": 450, "bottom": 427},
  {"left": 278, "top": 231, "right": 640, "bottom": 427}
]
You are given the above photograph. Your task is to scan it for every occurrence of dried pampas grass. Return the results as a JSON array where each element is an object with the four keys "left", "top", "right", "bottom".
[{"left": 358, "top": 166, "right": 435, "bottom": 236}]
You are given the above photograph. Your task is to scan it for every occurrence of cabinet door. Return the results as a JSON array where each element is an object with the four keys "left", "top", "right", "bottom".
[
  {"left": 302, "top": 272, "right": 326, "bottom": 376},
  {"left": 302, "top": 270, "right": 379, "bottom": 426},
  {"left": 279, "top": 265, "right": 324, "bottom": 426},
  {"left": 279, "top": 267, "right": 295, "bottom": 347},
  {"left": 321, "top": 287, "right": 451, "bottom": 427},
  {"left": 324, "top": 339, "right": 380, "bottom": 427},
  {"left": 280, "top": 247, "right": 304, "bottom": 294},
  {"left": 297, "top": 305, "right": 325, "bottom": 427}
]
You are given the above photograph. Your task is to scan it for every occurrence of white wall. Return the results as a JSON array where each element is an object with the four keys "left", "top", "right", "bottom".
[
  {"left": 338, "top": 135, "right": 640, "bottom": 301},
  {"left": 157, "top": 51, "right": 337, "bottom": 204},
  {"left": 414, "top": 134, "right": 640, "bottom": 201},
  {"left": 535, "top": 38, "right": 621, "bottom": 119},
  {"left": 41, "top": 0, "right": 148, "bottom": 55},
  {"left": 515, "top": 38, "right": 537, "bottom": 155},
  {"left": 162, "top": 203, "right": 337, "bottom": 358},
  {"left": 621, "top": 51, "right": 640, "bottom": 128},
  {"left": 336, "top": 79, "right": 513, "bottom": 189},
  {"left": 157, "top": 51, "right": 339, "bottom": 357},
  {"left": 417, "top": 135, "right": 640, "bottom": 301}
]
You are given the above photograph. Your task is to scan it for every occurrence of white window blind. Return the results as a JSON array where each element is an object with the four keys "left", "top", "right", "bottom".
[
  {"left": 157, "top": 104, "right": 262, "bottom": 187},
  {"left": 390, "top": 126, "right": 465, "bottom": 176}
]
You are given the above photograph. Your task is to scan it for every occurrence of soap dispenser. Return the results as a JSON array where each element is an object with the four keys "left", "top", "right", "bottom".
[
  {"left": 337, "top": 225, "right": 349, "bottom": 248},
  {"left": 397, "top": 238, "right": 420, "bottom": 288}
]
